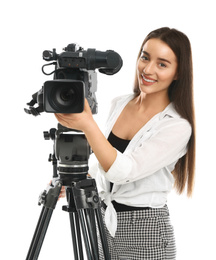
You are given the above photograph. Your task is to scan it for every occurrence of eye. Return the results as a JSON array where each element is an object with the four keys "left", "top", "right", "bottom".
[
  {"left": 159, "top": 62, "right": 167, "bottom": 68},
  {"left": 140, "top": 55, "right": 149, "bottom": 61}
]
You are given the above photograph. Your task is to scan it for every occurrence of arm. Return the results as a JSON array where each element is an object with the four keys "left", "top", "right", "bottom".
[
  {"left": 55, "top": 99, "right": 117, "bottom": 172},
  {"left": 99, "top": 118, "right": 192, "bottom": 184}
]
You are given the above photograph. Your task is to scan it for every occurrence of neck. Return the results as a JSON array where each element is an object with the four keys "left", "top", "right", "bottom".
[{"left": 134, "top": 92, "right": 170, "bottom": 113}]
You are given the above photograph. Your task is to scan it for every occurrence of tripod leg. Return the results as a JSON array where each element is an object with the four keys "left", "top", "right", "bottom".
[
  {"left": 64, "top": 186, "right": 85, "bottom": 260},
  {"left": 69, "top": 211, "right": 84, "bottom": 260},
  {"left": 26, "top": 206, "right": 46, "bottom": 259},
  {"left": 78, "top": 209, "right": 95, "bottom": 260},
  {"left": 95, "top": 207, "right": 110, "bottom": 260},
  {"left": 84, "top": 209, "right": 99, "bottom": 259},
  {"left": 70, "top": 178, "right": 111, "bottom": 260},
  {"left": 26, "top": 206, "right": 53, "bottom": 260},
  {"left": 26, "top": 180, "right": 62, "bottom": 260}
]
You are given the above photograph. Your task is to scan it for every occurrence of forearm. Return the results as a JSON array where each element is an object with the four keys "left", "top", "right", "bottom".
[
  {"left": 84, "top": 120, "right": 117, "bottom": 172},
  {"left": 55, "top": 99, "right": 116, "bottom": 172}
]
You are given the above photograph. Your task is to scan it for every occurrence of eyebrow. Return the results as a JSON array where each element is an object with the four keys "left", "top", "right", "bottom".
[{"left": 142, "top": 51, "right": 172, "bottom": 64}]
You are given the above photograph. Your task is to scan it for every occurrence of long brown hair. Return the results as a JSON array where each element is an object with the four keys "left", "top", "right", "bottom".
[{"left": 134, "top": 27, "right": 196, "bottom": 197}]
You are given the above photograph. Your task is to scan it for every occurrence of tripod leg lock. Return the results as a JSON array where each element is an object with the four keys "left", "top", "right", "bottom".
[
  {"left": 38, "top": 180, "right": 62, "bottom": 209},
  {"left": 72, "top": 178, "right": 100, "bottom": 210}
]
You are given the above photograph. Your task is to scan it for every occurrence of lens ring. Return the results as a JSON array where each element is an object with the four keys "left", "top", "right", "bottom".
[{"left": 49, "top": 81, "right": 84, "bottom": 113}]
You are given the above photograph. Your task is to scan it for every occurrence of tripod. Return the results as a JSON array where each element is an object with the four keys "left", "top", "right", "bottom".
[{"left": 26, "top": 125, "right": 110, "bottom": 260}]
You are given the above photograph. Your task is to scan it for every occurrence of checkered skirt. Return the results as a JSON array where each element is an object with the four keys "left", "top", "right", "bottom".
[{"left": 98, "top": 205, "right": 176, "bottom": 260}]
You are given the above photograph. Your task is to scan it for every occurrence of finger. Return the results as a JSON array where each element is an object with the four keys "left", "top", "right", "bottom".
[
  {"left": 54, "top": 114, "right": 70, "bottom": 128},
  {"left": 84, "top": 99, "right": 92, "bottom": 113},
  {"left": 58, "top": 192, "right": 66, "bottom": 200}
]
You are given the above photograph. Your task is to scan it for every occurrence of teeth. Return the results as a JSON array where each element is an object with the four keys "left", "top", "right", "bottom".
[{"left": 142, "top": 74, "right": 156, "bottom": 83}]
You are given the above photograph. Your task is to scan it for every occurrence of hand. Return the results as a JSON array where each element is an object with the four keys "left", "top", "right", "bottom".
[
  {"left": 55, "top": 99, "right": 94, "bottom": 132},
  {"left": 56, "top": 98, "right": 117, "bottom": 172},
  {"left": 58, "top": 185, "right": 66, "bottom": 200}
]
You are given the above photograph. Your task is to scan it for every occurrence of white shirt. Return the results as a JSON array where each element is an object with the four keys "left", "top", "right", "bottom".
[{"left": 89, "top": 94, "right": 192, "bottom": 237}]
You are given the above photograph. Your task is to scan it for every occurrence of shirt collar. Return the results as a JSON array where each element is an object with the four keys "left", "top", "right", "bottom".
[{"left": 159, "top": 102, "right": 181, "bottom": 120}]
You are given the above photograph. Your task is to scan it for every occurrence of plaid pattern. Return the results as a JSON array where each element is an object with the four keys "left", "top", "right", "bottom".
[{"left": 98, "top": 205, "right": 176, "bottom": 260}]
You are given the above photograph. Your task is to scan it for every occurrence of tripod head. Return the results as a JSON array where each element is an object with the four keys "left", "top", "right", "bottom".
[{"left": 44, "top": 123, "right": 91, "bottom": 186}]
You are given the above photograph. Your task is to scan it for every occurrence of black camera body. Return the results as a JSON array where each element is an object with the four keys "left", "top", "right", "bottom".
[{"left": 25, "top": 43, "right": 122, "bottom": 116}]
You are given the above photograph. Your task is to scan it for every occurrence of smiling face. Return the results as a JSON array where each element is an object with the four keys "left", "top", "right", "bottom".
[{"left": 137, "top": 38, "right": 178, "bottom": 98}]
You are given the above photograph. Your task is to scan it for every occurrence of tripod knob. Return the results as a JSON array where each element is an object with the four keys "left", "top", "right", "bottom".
[
  {"left": 43, "top": 131, "right": 50, "bottom": 140},
  {"left": 86, "top": 194, "right": 99, "bottom": 207},
  {"left": 48, "top": 154, "right": 52, "bottom": 162},
  {"left": 38, "top": 190, "right": 47, "bottom": 206},
  {"left": 93, "top": 195, "right": 99, "bottom": 203},
  {"left": 43, "top": 128, "right": 56, "bottom": 140}
]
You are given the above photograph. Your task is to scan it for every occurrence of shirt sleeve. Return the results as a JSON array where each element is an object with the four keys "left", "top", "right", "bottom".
[{"left": 99, "top": 118, "right": 192, "bottom": 184}]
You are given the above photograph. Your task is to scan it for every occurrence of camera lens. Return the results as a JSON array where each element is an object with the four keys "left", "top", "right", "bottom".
[
  {"left": 53, "top": 86, "right": 76, "bottom": 109},
  {"left": 46, "top": 81, "right": 84, "bottom": 113},
  {"left": 57, "top": 87, "right": 75, "bottom": 105},
  {"left": 60, "top": 89, "right": 75, "bottom": 102},
  {"left": 55, "top": 86, "right": 80, "bottom": 109}
]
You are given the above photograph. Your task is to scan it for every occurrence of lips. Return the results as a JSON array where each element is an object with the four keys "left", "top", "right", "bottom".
[{"left": 141, "top": 74, "right": 157, "bottom": 85}]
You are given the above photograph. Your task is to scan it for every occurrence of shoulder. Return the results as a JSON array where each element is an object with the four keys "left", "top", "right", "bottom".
[
  {"left": 110, "top": 94, "right": 135, "bottom": 106},
  {"left": 104, "top": 94, "right": 135, "bottom": 136},
  {"left": 158, "top": 103, "right": 192, "bottom": 136},
  {"left": 109, "top": 94, "right": 135, "bottom": 113}
]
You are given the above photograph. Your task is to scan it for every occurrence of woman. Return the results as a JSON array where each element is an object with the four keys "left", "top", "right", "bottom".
[{"left": 56, "top": 27, "right": 195, "bottom": 260}]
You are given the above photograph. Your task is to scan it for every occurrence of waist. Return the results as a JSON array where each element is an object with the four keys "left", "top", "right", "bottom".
[{"left": 101, "top": 200, "right": 151, "bottom": 212}]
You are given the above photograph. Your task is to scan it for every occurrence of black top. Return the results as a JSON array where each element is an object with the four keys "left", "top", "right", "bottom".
[
  {"left": 108, "top": 131, "right": 130, "bottom": 153},
  {"left": 107, "top": 131, "right": 150, "bottom": 212},
  {"left": 108, "top": 131, "right": 130, "bottom": 192}
]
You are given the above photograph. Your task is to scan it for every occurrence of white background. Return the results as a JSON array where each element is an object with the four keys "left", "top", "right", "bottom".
[{"left": 1, "top": 0, "right": 216, "bottom": 259}]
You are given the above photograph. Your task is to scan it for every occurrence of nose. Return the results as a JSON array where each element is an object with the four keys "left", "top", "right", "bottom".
[{"left": 143, "top": 61, "right": 155, "bottom": 75}]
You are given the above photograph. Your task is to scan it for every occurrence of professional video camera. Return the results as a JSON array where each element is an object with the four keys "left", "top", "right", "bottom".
[
  {"left": 24, "top": 43, "right": 122, "bottom": 259},
  {"left": 24, "top": 43, "right": 123, "bottom": 116}
]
